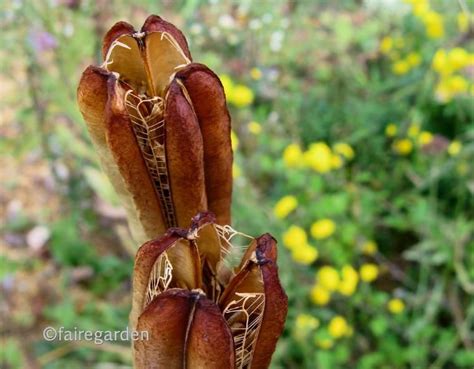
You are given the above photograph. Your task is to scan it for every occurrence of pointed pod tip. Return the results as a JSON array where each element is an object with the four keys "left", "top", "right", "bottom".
[
  {"left": 140, "top": 14, "right": 192, "bottom": 61},
  {"left": 255, "top": 233, "right": 278, "bottom": 265},
  {"left": 190, "top": 211, "right": 216, "bottom": 229},
  {"left": 102, "top": 21, "right": 136, "bottom": 60}
]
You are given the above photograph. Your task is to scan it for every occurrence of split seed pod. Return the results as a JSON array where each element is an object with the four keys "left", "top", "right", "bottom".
[
  {"left": 131, "top": 212, "right": 288, "bottom": 369},
  {"left": 77, "top": 15, "right": 232, "bottom": 244}
]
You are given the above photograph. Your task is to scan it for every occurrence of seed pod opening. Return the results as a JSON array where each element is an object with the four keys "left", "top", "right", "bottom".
[
  {"left": 77, "top": 15, "right": 232, "bottom": 244},
  {"left": 131, "top": 212, "right": 288, "bottom": 369}
]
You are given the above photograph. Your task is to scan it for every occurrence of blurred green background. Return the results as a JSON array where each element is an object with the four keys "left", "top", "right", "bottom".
[{"left": 1, "top": 0, "right": 473, "bottom": 368}]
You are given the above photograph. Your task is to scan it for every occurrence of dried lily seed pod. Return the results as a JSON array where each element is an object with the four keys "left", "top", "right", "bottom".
[
  {"left": 77, "top": 15, "right": 232, "bottom": 244},
  {"left": 131, "top": 212, "right": 288, "bottom": 369}
]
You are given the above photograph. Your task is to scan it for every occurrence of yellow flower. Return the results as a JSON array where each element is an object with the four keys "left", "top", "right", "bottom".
[
  {"left": 360, "top": 263, "right": 379, "bottom": 282},
  {"left": 231, "top": 84, "right": 254, "bottom": 107},
  {"left": 295, "top": 314, "right": 319, "bottom": 331},
  {"left": 317, "top": 266, "right": 340, "bottom": 291},
  {"left": 435, "top": 81, "right": 453, "bottom": 103},
  {"left": 331, "top": 154, "right": 343, "bottom": 169},
  {"left": 448, "top": 48, "right": 470, "bottom": 70},
  {"left": 315, "top": 337, "right": 334, "bottom": 349},
  {"left": 457, "top": 13, "right": 469, "bottom": 33},
  {"left": 446, "top": 75, "right": 468, "bottom": 94},
  {"left": 407, "top": 124, "right": 420, "bottom": 138},
  {"left": 392, "top": 139, "right": 413, "bottom": 155},
  {"left": 303, "top": 142, "right": 333, "bottom": 173},
  {"left": 250, "top": 67, "right": 262, "bottom": 80},
  {"left": 448, "top": 140, "right": 462, "bottom": 156},
  {"left": 248, "top": 121, "right": 262, "bottom": 135},
  {"left": 311, "top": 219, "right": 336, "bottom": 240},
  {"left": 310, "top": 285, "right": 331, "bottom": 306},
  {"left": 362, "top": 240, "right": 378, "bottom": 255},
  {"left": 328, "top": 316, "right": 351, "bottom": 339},
  {"left": 283, "top": 143, "right": 304, "bottom": 168},
  {"left": 338, "top": 265, "right": 359, "bottom": 296},
  {"left": 388, "top": 298, "right": 405, "bottom": 314},
  {"left": 220, "top": 74, "right": 234, "bottom": 96},
  {"left": 232, "top": 163, "right": 241, "bottom": 178},
  {"left": 282, "top": 225, "right": 307, "bottom": 250},
  {"left": 380, "top": 36, "right": 393, "bottom": 54},
  {"left": 392, "top": 60, "right": 410, "bottom": 75},
  {"left": 435, "top": 75, "right": 469, "bottom": 102},
  {"left": 294, "top": 314, "right": 319, "bottom": 341},
  {"left": 421, "top": 11, "right": 444, "bottom": 39},
  {"left": 407, "top": 52, "right": 422, "bottom": 67},
  {"left": 333, "top": 142, "right": 355, "bottom": 160},
  {"left": 432, "top": 49, "right": 450, "bottom": 75},
  {"left": 292, "top": 244, "right": 319, "bottom": 265},
  {"left": 418, "top": 131, "right": 433, "bottom": 146},
  {"left": 385, "top": 123, "right": 398, "bottom": 137},
  {"left": 231, "top": 130, "right": 239, "bottom": 151},
  {"left": 273, "top": 195, "right": 298, "bottom": 219},
  {"left": 412, "top": 2, "right": 430, "bottom": 17}
]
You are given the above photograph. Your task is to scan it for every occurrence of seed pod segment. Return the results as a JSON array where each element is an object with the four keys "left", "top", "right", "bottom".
[
  {"left": 77, "top": 15, "right": 233, "bottom": 244},
  {"left": 131, "top": 212, "right": 288, "bottom": 369}
]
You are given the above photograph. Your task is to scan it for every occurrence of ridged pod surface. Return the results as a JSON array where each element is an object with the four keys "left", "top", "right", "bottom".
[
  {"left": 77, "top": 15, "right": 232, "bottom": 244},
  {"left": 131, "top": 212, "right": 288, "bottom": 369}
]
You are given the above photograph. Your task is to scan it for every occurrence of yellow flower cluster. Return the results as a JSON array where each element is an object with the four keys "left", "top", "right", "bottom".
[
  {"left": 360, "top": 263, "right": 379, "bottom": 282},
  {"left": 404, "top": 0, "right": 444, "bottom": 39},
  {"left": 294, "top": 314, "right": 352, "bottom": 349},
  {"left": 281, "top": 219, "right": 337, "bottom": 265},
  {"left": 338, "top": 265, "right": 359, "bottom": 296},
  {"left": 311, "top": 219, "right": 336, "bottom": 239},
  {"left": 388, "top": 298, "right": 405, "bottom": 314},
  {"left": 247, "top": 121, "right": 262, "bottom": 135},
  {"left": 328, "top": 315, "right": 352, "bottom": 339},
  {"left": 220, "top": 74, "right": 254, "bottom": 108},
  {"left": 293, "top": 313, "right": 319, "bottom": 341},
  {"left": 296, "top": 313, "right": 320, "bottom": 330},
  {"left": 457, "top": 13, "right": 472, "bottom": 33},
  {"left": 304, "top": 142, "right": 333, "bottom": 172},
  {"left": 387, "top": 122, "right": 435, "bottom": 155},
  {"left": 310, "top": 264, "right": 360, "bottom": 306},
  {"left": 379, "top": 36, "right": 405, "bottom": 56},
  {"left": 391, "top": 52, "right": 422, "bottom": 75},
  {"left": 282, "top": 141, "right": 355, "bottom": 173},
  {"left": 362, "top": 240, "right": 378, "bottom": 255},
  {"left": 392, "top": 138, "right": 413, "bottom": 155},
  {"left": 282, "top": 143, "right": 304, "bottom": 168},
  {"left": 315, "top": 337, "right": 334, "bottom": 350},
  {"left": 431, "top": 48, "right": 473, "bottom": 103},
  {"left": 379, "top": 34, "right": 422, "bottom": 76},
  {"left": 250, "top": 67, "right": 262, "bottom": 80},
  {"left": 282, "top": 225, "right": 319, "bottom": 265},
  {"left": 385, "top": 123, "right": 398, "bottom": 137},
  {"left": 448, "top": 140, "right": 462, "bottom": 156},
  {"left": 273, "top": 195, "right": 298, "bottom": 219},
  {"left": 291, "top": 244, "right": 319, "bottom": 266}
]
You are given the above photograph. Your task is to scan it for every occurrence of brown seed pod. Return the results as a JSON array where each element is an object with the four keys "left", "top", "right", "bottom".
[
  {"left": 135, "top": 289, "right": 235, "bottom": 369},
  {"left": 77, "top": 15, "right": 232, "bottom": 244},
  {"left": 131, "top": 212, "right": 288, "bottom": 369}
]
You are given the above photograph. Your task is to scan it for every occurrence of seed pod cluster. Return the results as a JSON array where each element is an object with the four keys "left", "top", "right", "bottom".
[
  {"left": 77, "top": 15, "right": 287, "bottom": 369},
  {"left": 131, "top": 212, "right": 288, "bottom": 369},
  {"left": 77, "top": 15, "right": 232, "bottom": 244}
]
